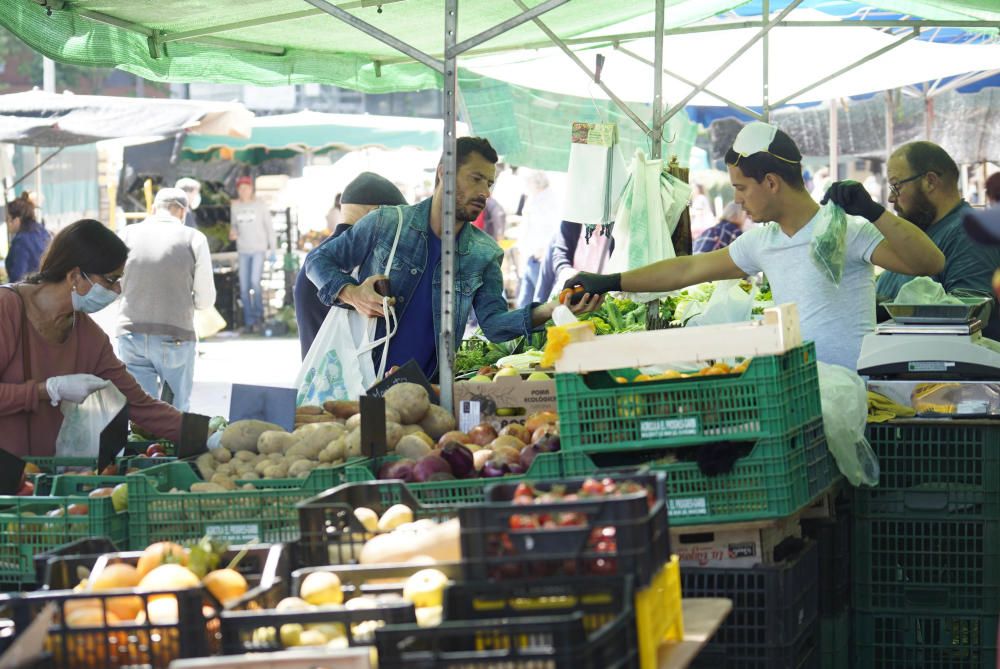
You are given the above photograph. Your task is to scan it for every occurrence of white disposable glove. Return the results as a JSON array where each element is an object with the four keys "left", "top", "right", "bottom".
[{"left": 45, "top": 374, "right": 111, "bottom": 406}]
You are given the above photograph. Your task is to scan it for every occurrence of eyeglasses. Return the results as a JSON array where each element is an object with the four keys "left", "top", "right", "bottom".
[
  {"left": 889, "top": 171, "right": 932, "bottom": 198},
  {"left": 84, "top": 271, "right": 123, "bottom": 288}
]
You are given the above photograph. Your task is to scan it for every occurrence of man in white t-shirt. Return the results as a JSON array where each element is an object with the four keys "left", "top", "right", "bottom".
[{"left": 564, "top": 122, "right": 945, "bottom": 369}]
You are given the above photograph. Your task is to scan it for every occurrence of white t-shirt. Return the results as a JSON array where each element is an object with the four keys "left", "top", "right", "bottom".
[{"left": 727, "top": 211, "right": 884, "bottom": 369}]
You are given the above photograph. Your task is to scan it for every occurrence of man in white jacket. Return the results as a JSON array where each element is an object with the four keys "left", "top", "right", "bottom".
[{"left": 117, "top": 188, "right": 216, "bottom": 410}]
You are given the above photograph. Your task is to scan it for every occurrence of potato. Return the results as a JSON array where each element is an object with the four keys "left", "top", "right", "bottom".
[
  {"left": 239, "top": 471, "right": 260, "bottom": 480},
  {"left": 254, "top": 459, "right": 274, "bottom": 475},
  {"left": 345, "top": 429, "right": 362, "bottom": 458},
  {"left": 384, "top": 383, "right": 431, "bottom": 424},
  {"left": 190, "top": 482, "right": 228, "bottom": 493},
  {"left": 234, "top": 450, "right": 258, "bottom": 463},
  {"left": 197, "top": 452, "right": 216, "bottom": 470},
  {"left": 215, "top": 463, "right": 235, "bottom": 476},
  {"left": 209, "top": 473, "right": 236, "bottom": 491},
  {"left": 319, "top": 439, "right": 346, "bottom": 463},
  {"left": 221, "top": 420, "right": 286, "bottom": 453},
  {"left": 211, "top": 447, "right": 232, "bottom": 463},
  {"left": 296, "top": 405, "right": 325, "bottom": 416},
  {"left": 395, "top": 434, "right": 431, "bottom": 460},
  {"left": 288, "top": 459, "right": 315, "bottom": 478},
  {"left": 323, "top": 400, "right": 360, "bottom": 419},
  {"left": 376, "top": 504, "right": 414, "bottom": 532},
  {"left": 294, "top": 413, "right": 338, "bottom": 425},
  {"left": 399, "top": 424, "right": 424, "bottom": 437},
  {"left": 267, "top": 453, "right": 283, "bottom": 463},
  {"left": 258, "top": 431, "right": 299, "bottom": 456},
  {"left": 233, "top": 462, "right": 255, "bottom": 475},
  {"left": 295, "top": 423, "right": 345, "bottom": 456},
  {"left": 353, "top": 508, "right": 379, "bottom": 533},
  {"left": 385, "top": 422, "right": 404, "bottom": 450},
  {"left": 345, "top": 414, "right": 361, "bottom": 431},
  {"left": 262, "top": 464, "right": 289, "bottom": 479},
  {"left": 419, "top": 404, "right": 457, "bottom": 440}
]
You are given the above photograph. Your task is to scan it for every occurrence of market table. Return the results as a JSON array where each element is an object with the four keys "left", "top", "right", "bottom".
[{"left": 658, "top": 598, "right": 733, "bottom": 669}]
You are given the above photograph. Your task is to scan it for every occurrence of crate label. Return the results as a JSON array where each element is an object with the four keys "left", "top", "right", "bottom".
[
  {"left": 205, "top": 523, "right": 261, "bottom": 544},
  {"left": 458, "top": 401, "right": 481, "bottom": 433},
  {"left": 908, "top": 361, "right": 952, "bottom": 372},
  {"left": 640, "top": 416, "right": 701, "bottom": 440},
  {"left": 669, "top": 497, "right": 708, "bottom": 517}
]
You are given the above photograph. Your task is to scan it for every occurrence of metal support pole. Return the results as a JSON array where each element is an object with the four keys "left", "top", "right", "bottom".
[
  {"left": 762, "top": 0, "right": 769, "bottom": 121},
  {"left": 829, "top": 99, "right": 839, "bottom": 181},
  {"left": 42, "top": 58, "right": 55, "bottom": 92},
  {"left": 439, "top": 0, "right": 458, "bottom": 413},
  {"left": 448, "top": 0, "right": 569, "bottom": 57},
  {"left": 649, "top": 0, "right": 665, "bottom": 158}
]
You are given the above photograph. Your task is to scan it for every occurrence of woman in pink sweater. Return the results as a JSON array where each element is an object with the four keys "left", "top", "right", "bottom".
[{"left": 1, "top": 219, "right": 183, "bottom": 457}]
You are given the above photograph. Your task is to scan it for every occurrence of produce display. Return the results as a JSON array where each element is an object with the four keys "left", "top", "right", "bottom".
[{"left": 613, "top": 358, "right": 751, "bottom": 383}]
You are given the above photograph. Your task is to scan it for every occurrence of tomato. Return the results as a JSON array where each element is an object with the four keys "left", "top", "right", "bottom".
[
  {"left": 581, "top": 479, "right": 605, "bottom": 496},
  {"left": 510, "top": 514, "right": 539, "bottom": 530},
  {"left": 513, "top": 483, "right": 533, "bottom": 499}
]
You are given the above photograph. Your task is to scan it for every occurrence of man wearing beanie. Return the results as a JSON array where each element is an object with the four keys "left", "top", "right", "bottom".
[
  {"left": 117, "top": 187, "right": 216, "bottom": 410},
  {"left": 295, "top": 172, "right": 408, "bottom": 357},
  {"left": 564, "top": 121, "right": 945, "bottom": 370}
]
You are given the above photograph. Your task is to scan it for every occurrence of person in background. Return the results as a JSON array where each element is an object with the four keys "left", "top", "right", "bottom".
[
  {"left": 326, "top": 192, "right": 343, "bottom": 233},
  {"left": 689, "top": 184, "right": 716, "bottom": 238},
  {"left": 305, "top": 137, "right": 600, "bottom": 381},
  {"left": 534, "top": 222, "right": 615, "bottom": 303},
  {"left": 295, "top": 173, "right": 408, "bottom": 358},
  {"left": 985, "top": 172, "right": 1000, "bottom": 207},
  {"left": 515, "top": 170, "right": 561, "bottom": 308},
  {"left": 875, "top": 141, "right": 1000, "bottom": 339},
  {"left": 563, "top": 122, "right": 945, "bottom": 370},
  {"left": 5, "top": 192, "right": 50, "bottom": 282},
  {"left": 693, "top": 201, "right": 745, "bottom": 254},
  {"left": 117, "top": 188, "right": 215, "bottom": 411},
  {"left": 229, "top": 175, "right": 274, "bottom": 334},
  {"left": 0, "top": 219, "right": 190, "bottom": 456},
  {"left": 174, "top": 177, "right": 202, "bottom": 229},
  {"left": 471, "top": 197, "right": 507, "bottom": 241},
  {"left": 964, "top": 206, "right": 1000, "bottom": 301}
]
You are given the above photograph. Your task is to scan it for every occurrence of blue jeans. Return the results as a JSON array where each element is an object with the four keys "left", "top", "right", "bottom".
[
  {"left": 117, "top": 333, "right": 196, "bottom": 411},
  {"left": 516, "top": 256, "right": 541, "bottom": 309},
  {"left": 239, "top": 251, "right": 265, "bottom": 327}
]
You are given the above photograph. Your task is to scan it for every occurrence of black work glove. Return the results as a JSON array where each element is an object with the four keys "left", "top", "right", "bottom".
[
  {"left": 821, "top": 180, "right": 885, "bottom": 223},
  {"left": 562, "top": 271, "right": 622, "bottom": 298},
  {"left": 178, "top": 412, "right": 211, "bottom": 459}
]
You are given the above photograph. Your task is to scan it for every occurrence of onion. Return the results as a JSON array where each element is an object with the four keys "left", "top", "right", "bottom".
[
  {"left": 482, "top": 460, "right": 509, "bottom": 478},
  {"left": 439, "top": 442, "right": 476, "bottom": 479},
  {"left": 468, "top": 423, "right": 499, "bottom": 447},
  {"left": 519, "top": 444, "right": 541, "bottom": 471},
  {"left": 413, "top": 455, "right": 452, "bottom": 483},
  {"left": 378, "top": 459, "right": 416, "bottom": 482},
  {"left": 535, "top": 433, "right": 561, "bottom": 453}
]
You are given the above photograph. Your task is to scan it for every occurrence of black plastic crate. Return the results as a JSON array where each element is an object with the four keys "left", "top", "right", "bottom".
[
  {"left": 860, "top": 420, "right": 1000, "bottom": 518},
  {"left": 802, "top": 498, "right": 851, "bottom": 615},
  {"left": 692, "top": 617, "right": 819, "bottom": 669},
  {"left": 0, "top": 586, "right": 214, "bottom": 669},
  {"left": 820, "top": 610, "right": 851, "bottom": 669},
  {"left": 296, "top": 481, "right": 455, "bottom": 567},
  {"left": 854, "top": 609, "right": 998, "bottom": 669},
  {"left": 375, "top": 576, "right": 638, "bottom": 669},
  {"left": 33, "top": 537, "right": 120, "bottom": 589},
  {"left": 852, "top": 515, "right": 1000, "bottom": 613},
  {"left": 459, "top": 473, "right": 669, "bottom": 586},
  {"left": 682, "top": 539, "right": 819, "bottom": 653}
]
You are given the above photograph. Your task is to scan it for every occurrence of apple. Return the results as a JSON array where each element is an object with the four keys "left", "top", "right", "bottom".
[
  {"left": 402, "top": 568, "right": 449, "bottom": 609},
  {"left": 146, "top": 444, "right": 166, "bottom": 458},
  {"left": 67, "top": 503, "right": 89, "bottom": 516},
  {"left": 493, "top": 367, "right": 519, "bottom": 381},
  {"left": 100, "top": 464, "right": 119, "bottom": 476},
  {"left": 16, "top": 480, "right": 34, "bottom": 496},
  {"left": 526, "top": 371, "right": 550, "bottom": 381},
  {"left": 111, "top": 483, "right": 129, "bottom": 513}
]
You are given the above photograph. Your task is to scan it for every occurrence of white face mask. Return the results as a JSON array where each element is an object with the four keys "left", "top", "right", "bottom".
[
  {"left": 732, "top": 121, "right": 779, "bottom": 157},
  {"left": 71, "top": 273, "right": 120, "bottom": 313}
]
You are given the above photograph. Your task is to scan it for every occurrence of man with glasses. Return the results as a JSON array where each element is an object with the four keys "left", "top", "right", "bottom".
[
  {"left": 563, "top": 122, "right": 944, "bottom": 370},
  {"left": 876, "top": 141, "right": 1000, "bottom": 338},
  {"left": 117, "top": 188, "right": 216, "bottom": 410}
]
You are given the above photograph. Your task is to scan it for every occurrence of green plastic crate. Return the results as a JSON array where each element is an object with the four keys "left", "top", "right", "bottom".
[
  {"left": 342, "top": 451, "right": 565, "bottom": 506},
  {"left": 0, "top": 495, "right": 127, "bottom": 588},
  {"left": 555, "top": 342, "right": 821, "bottom": 453},
  {"left": 563, "top": 418, "right": 834, "bottom": 525},
  {"left": 126, "top": 460, "right": 360, "bottom": 549},
  {"left": 852, "top": 515, "right": 1000, "bottom": 613},
  {"left": 854, "top": 609, "right": 997, "bottom": 669},
  {"left": 859, "top": 420, "right": 1000, "bottom": 518},
  {"left": 821, "top": 611, "right": 851, "bottom": 669}
]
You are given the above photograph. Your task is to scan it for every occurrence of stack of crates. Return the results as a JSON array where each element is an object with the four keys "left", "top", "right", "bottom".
[
  {"left": 854, "top": 420, "right": 1000, "bottom": 668},
  {"left": 554, "top": 342, "right": 840, "bottom": 667},
  {"left": 802, "top": 490, "right": 852, "bottom": 669}
]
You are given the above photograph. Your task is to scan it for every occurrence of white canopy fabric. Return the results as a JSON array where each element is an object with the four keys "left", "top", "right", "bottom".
[{"left": 463, "top": 9, "right": 1000, "bottom": 108}]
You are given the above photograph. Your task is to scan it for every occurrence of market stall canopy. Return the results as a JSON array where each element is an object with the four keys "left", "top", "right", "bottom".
[
  {"left": 0, "top": 90, "right": 254, "bottom": 147},
  {"left": 181, "top": 110, "right": 469, "bottom": 163}
]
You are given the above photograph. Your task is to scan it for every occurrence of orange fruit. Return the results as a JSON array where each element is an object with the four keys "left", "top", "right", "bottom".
[
  {"left": 136, "top": 542, "right": 188, "bottom": 579},
  {"left": 203, "top": 568, "right": 248, "bottom": 606}
]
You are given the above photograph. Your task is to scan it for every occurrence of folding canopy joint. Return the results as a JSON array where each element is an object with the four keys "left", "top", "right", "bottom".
[{"left": 447, "top": 0, "right": 570, "bottom": 58}]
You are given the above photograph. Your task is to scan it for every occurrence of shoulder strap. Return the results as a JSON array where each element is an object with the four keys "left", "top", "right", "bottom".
[
  {"left": 383, "top": 206, "right": 405, "bottom": 273},
  {"left": 4, "top": 285, "right": 33, "bottom": 454}
]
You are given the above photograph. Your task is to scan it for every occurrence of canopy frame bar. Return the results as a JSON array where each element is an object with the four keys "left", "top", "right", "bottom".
[
  {"left": 447, "top": 0, "right": 570, "bottom": 58},
  {"left": 770, "top": 28, "right": 919, "bottom": 107},
  {"left": 439, "top": 0, "right": 459, "bottom": 412},
  {"left": 649, "top": 0, "right": 665, "bottom": 155},
  {"left": 929, "top": 68, "right": 1000, "bottom": 97},
  {"left": 662, "top": 0, "right": 805, "bottom": 122}
]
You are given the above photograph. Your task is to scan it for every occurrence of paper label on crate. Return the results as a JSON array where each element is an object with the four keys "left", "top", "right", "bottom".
[
  {"left": 640, "top": 416, "right": 701, "bottom": 440},
  {"left": 205, "top": 523, "right": 261, "bottom": 544},
  {"left": 908, "top": 361, "right": 953, "bottom": 373},
  {"left": 458, "top": 401, "right": 481, "bottom": 433},
  {"left": 669, "top": 497, "right": 708, "bottom": 517}
]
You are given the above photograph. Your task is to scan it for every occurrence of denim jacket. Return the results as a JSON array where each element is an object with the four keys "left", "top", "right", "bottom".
[{"left": 305, "top": 198, "right": 537, "bottom": 353}]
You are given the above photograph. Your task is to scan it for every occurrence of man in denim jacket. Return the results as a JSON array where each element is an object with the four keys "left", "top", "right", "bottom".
[{"left": 305, "top": 137, "right": 601, "bottom": 380}]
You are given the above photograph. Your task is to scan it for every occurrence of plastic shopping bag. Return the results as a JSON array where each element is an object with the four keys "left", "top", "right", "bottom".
[
  {"left": 810, "top": 202, "right": 849, "bottom": 286},
  {"left": 817, "top": 362, "right": 879, "bottom": 486},
  {"left": 894, "top": 276, "right": 964, "bottom": 305},
  {"left": 55, "top": 384, "right": 127, "bottom": 458},
  {"left": 684, "top": 279, "right": 756, "bottom": 327},
  {"left": 194, "top": 306, "right": 228, "bottom": 339},
  {"left": 295, "top": 207, "right": 403, "bottom": 406}
]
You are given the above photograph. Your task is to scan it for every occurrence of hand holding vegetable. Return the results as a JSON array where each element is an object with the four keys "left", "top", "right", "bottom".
[
  {"left": 562, "top": 271, "right": 622, "bottom": 298},
  {"left": 821, "top": 180, "right": 885, "bottom": 223},
  {"left": 338, "top": 274, "right": 395, "bottom": 318}
]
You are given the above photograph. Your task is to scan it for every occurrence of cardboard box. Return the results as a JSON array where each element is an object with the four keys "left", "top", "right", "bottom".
[
  {"left": 671, "top": 514, "right": 802, "bottom": 568},
  {"left": 453, "top": 376, "right": 557, "bottom": 431}
]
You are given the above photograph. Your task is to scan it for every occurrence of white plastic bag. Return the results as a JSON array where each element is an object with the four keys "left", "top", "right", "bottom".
[
  {"left": 817, "top": 362, "right": 879, "bottom": 486},
  {"left": 684, "top": 279, "right": 756, "bottom": 327},
  {"left": 194, "top": 306, "right": 227, "bottom": 339},
  {"left": 894, "top": 277, "right": 964, "bottom": 305},
  {"left": 295, "top": 208, "right": 403, "bottom": 406},
  {"left": 810, "top": 202, "right": 849, "bottom": 286},
  {"left": 55, "top": 384, "right": 127, "bottom": 458}
]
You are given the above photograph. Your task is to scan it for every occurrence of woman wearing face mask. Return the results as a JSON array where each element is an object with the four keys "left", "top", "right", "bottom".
[{"left": 0, "top": 219, "right": 184, "bottom": 456}]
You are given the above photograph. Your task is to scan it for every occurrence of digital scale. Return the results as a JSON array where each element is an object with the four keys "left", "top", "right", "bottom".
[{"left": 857, "top": 296, "right": 1000, "bottom": 417}]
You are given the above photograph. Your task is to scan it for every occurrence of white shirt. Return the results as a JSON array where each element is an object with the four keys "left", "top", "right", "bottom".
[{"left": 727, "top": 210, "right": 884, "bottom": 369}]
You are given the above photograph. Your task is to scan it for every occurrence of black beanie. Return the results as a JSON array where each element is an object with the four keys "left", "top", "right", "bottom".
[{"left": 341, "top": 172, "right": 407, "bottom": 206}]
